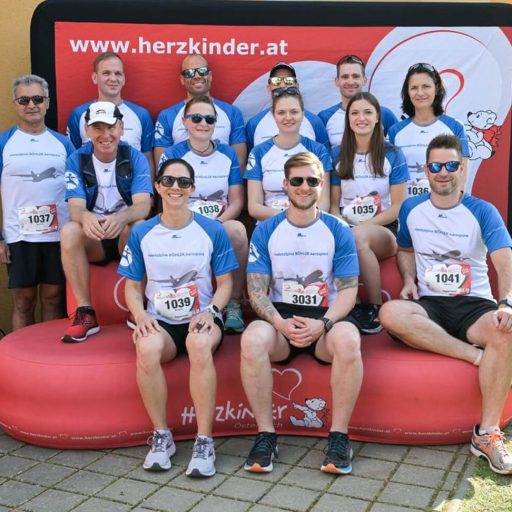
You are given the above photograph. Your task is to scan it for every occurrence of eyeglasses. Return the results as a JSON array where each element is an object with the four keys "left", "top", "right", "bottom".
[
  {"left": 408, "top": 63, "right": 436, "bottom": 73},
  {"left": 427, "top": 161, "right": 461, "bottom": 173},
  {"left": 268, "top": 76, "right": 297, "bottom": 87},
  {"left": 272, "top": 86, "right": 300, "bottom": 98},
  {"left": 288, "top": 176, "right": 322, "bottom": 187},
  {"left": 181, "top": 66, "right": 210, "bottom": 79},
  {"left": 337, "top": 55, "right": 365, "bottom": 67},
  {"left": 14, "top": 95, "right": 47, "bottom": 106},
  {"left": 184, "top": 113, "right": 217, "bottom": 125},
  {"left": 157, "top": 175, "right": 194, "bottom": 188}
]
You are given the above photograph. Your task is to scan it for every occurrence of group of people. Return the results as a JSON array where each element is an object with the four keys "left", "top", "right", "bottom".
[{"left": 1, "top": 50, "right": 511, "bottom": 478}]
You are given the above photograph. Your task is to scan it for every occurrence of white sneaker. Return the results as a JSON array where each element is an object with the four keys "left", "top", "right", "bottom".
[
  {"left": 143, "top": 430, "right": 176, "bottom": 471},
  {"left": 186, "top": 436, "right": 216, "bottom": 478}
]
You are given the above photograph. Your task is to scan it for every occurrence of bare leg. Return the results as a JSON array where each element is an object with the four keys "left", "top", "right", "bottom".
[
  {"left": 40, "top": 283, "right": 65, "bottom": 321},
  {"left": 223, "top": 220, "right": 248, "bottom": 301},
  {"left": 11, "top": 287, "right": 37, "bottom": 329}
]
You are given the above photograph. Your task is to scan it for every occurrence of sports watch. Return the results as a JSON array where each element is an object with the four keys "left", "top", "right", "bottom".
[
  {"left": 319, "top": 317, "right": 334, "bottom": 333},
  {"left": 206, "top": 304, "right": 222, "bottom": 319},
  {"left": 498, "top": 298, "right": 512, "bottom": 309}
]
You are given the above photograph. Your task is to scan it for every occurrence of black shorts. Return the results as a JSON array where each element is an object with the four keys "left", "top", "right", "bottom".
[
  {"left": 415, "top": 295, "right": 497, "bottom": 342},
  {"left": 157, "top": 317, "right": 225, "bottom": 356},
  {"left": 7, "top": 241, "right": 65, "bottom": 289},
  {"left": 93, "top": 236, "right": 121, "bottom": 265},
  {"left": 384, "top": 220, "right": 398, "bottom": 237}
]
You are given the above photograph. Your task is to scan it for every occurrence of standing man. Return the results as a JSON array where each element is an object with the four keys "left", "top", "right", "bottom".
[
  {"left": 0, "top": 74, "right": 75, "bottom": 330},
  {"left": 379, "top": 134, "right": 512, "bottom": 475},
  {"left": 60, "top": 101, "right": 152, "bottom": 343},
  {"left": 119, "top": 158, "right": 238, "bottom": 477},
  {"left": 153, "top": 53, "right": 247, "bottom": 169},
  {"left": 245, "top": 62, "right": 329, "bottom": 151},
  {"left": 67, "top": 52, "right": 155, "bottom": 176},
  {"left": 241, "top": 152, "right": 362, "bottom": 475},
  {"left": 319, "top": 55, "right": 397, "bottom": 149}
]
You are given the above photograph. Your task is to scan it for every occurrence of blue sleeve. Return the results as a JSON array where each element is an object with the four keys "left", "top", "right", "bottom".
[
  {"left": 158, "top": 142, "right": 187, "bottom": 170},
  {"left": 138, "top": 108, "right": 155, "bottom": 153},
  {"left": 247, "top": 221, "right": 275, "bottom": 275},
  {"left": 387, "top": 123, "right": 399, "bottom": 145},
  {"left": 387, "top": 147, "right": 410, "bottom": 185},
  {"left": 305, "top": 112, "right": 330, "bottom": 150},
  {"left": 322, "top": 215, "right": 359, "bottom": 278},
  {"left": 381, "top": 107, "right": 399, "bottom": 136},
  {"left": 64, "top": 151, "right": 87, "bottom": 201},
  {"left": 244, "top": 147, "right": 263, "bottom": 181},
  {"left": 396, "top": 199, "right": 416, "bottom": 249},
  {"left": 118, "top": 226, "right": 146, "bottom": 281},
  {"left": 455, "top": 121, "right": 470, "bottom": 158},
  {"left": 130, "top": 147, "right": 154, "bottom": 195},
  {"left": 245, "top": 116, "right": 257, "bottom": 151},
  {"left": 225, "top": 147, "right": 242, "bottom": 186},
  {"left": 67, "top": 107, "right": 85, "bottom": 149},
  {"left": 228, "top": 104, "right": 247, "bottom": 145},
  {"left": 0, "top": 129, "right": 15, "bottom": 178},
  {"left": 154, "top": 109, "right": 173, "bottom": 148},
  {"left": 317, "top": 143, "right": 333, "bottom": 172}
]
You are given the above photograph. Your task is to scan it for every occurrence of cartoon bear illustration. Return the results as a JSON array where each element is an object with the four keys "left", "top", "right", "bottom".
[
  {"left": 465, "top": 110, "right": 501, "bottom": 160},
  {"left": 290, "top": 397, "right": 328, "bottom": 428}
]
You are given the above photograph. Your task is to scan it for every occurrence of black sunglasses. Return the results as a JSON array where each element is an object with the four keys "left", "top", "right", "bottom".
[
  {"left": 157, "top": 175, "right": 194, "bottom": 188},
  {"left": 427, "top": 161, "right": 461, "bottom": 173},
  {"left": 272, "top": 86, "right": 300, "bottom": 98},
  {"left": 184, "top": 113, "right": 217, "bottom": 125},
  {"left": 338, "top": 55, "right": 365, "bottom": 67},
  {"left": 14, "top": 95, "right": 47, "bottom": 106},
  {"left": 181, "top": 66, "right": 210, "bottom": 79},
  {"left": 288, "top": 176, "right": 322, "bottom": 187},
  {"left": 408, "top": 62, "right": 436, "bottom": 73}
]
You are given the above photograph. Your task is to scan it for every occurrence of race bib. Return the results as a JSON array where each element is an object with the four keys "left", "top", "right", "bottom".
[
  {"left": 271, "top": 197, "right": 289, "bottom": 211},
  {"left": 282, "top": 282, "right": 328, "bottom": 307},
  {"left": 189, "top": 199, "right": 226, "bottom": 219},
  {"left": 18, "top": 204, "right": 58, "bottom": 235},
  {"left": 408, "top": 178, "right": 430, "bottom": 197},
  {"left": 154, "top": 284, "right": 200, "bottom": 321},
  {"left": 343, "top": 194, "right": 382, "bottom": 225},
  {"left": 425, "top": 263, "right": 471, "bottom": 296}
]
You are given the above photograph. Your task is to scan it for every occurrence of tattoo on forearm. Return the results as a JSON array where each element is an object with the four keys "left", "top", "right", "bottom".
[
  {"left": 247, "top": 273, "right": 278, "bottom": 323},
  {"left": 335, "top": 276, "right": 359, "bottom": 291}
]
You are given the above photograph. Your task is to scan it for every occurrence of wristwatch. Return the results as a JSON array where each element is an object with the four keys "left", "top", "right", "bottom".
[
  {"left": 319, "top": 317, "right": 334, "bottom": 333},
  {"left": 498, "top": 298, "right": 512, "bottom": 309},
  {"left": 206, "top": 304, "right": 222, "bottom": 319}
]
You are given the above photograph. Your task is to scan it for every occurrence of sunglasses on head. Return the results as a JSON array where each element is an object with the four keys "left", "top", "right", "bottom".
[
  {"left": 184, "top": 113, "right": 217, "bottom": 125},
  {"left": 14, "top": 95, "right": 47, "bottom": 106},
  {"left": 268, "top": 76, "right": 297, "bottom": 87},
  {"left": 408, "top": 62, "right": 436, "bottom": 73},
  {"left": 427, "top": 161, "right": 461, "bottom": 173},
  {"left": 272, "top": 86, "right": 300, "bottom": 98},
  {"left": 338, "top": 55, "right": 365, "bottom": 67},
  {"left": 181, "top": 66, "right": 210, "bottom": 79},
  {"left": 288, "top": 176, "right": 322, "bottom": 187},
  {"left": 157, "top": 175, "right": 194, "bottom": 188}
]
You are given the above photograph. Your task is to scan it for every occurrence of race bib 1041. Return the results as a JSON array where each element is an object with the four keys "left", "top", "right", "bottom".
[{"left": 425, "top": 263, "right": 471, "bottom": 296}]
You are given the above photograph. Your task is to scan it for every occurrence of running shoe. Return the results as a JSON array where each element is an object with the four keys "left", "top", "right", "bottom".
[
  {"left": 244, "top": 432, "right": 278, "bottom": 473},
  {"left": 470, "top": 424, "right": 512, "bottom": 474},
  {"left": 321, "top": 431, "right": 353, "bottom": 475},
  {"left": 350, "top": 304, "right": 383, "bottom": 334},
  {"left": 224, "top": 300, "right": 244, "bottom": 333},
  {"left": 62, "top": 307, "right": 100, "bottom": 343},
  {"left": 186, "top": 436, "right": 216, "bottom": 478},
  {"left": 143, "top": 430, "right": 176, "bottom": 471}
]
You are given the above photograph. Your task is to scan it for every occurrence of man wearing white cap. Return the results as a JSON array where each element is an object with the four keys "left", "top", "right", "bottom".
[{"left": 60, "top": 101, "right": 152, "bottom": 343}]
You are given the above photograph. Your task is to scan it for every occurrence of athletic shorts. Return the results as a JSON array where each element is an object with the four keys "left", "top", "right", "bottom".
[
  {"left": 93, "top": 236, "right": 121, "bottom": 266},
  {"left": 7, "top": 241, "right": 65, "bottom": 289},
  {"left": 414, "top": 295, "right": 497, "bottom": 342},
  {"left": 157, "top": 316, "right": 225, "bottom": 356},
  {"left": 384, "top": 220, "right": 398, "bottom": 237}
]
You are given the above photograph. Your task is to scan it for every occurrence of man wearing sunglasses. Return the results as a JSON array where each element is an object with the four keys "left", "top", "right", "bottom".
[
  {"left": 245, "top": 62, "right": 329, "bottom": 151},
  {"left": 154, "top": 54, "right": 247, "bottom": 169},
  {"left": 241, "top": 151, "right": 362, "bottom": 476},
  {"left": 60, "top": 101, "right": 152, "bottom": 343},
  {"left": 319, "top": 55, "right": 397, "bottom": 149},
  {"left": 0, "top": 74, "right": 75, "bottom": 330},
  {"left": 66, "top": 52, "right": 155, "bottom": 178},
  {"left": 119, "top": 158, "right": 238, "bottom": 477},
  {"left": 380, "top": 134, "right": 512, "bottom": 475}
]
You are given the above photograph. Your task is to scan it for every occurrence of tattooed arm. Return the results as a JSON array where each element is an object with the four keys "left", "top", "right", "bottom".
[{"left": 247, "top": 272, "right": 280, "bottom": 325}]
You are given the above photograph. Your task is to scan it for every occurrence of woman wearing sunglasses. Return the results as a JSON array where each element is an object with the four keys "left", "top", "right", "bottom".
[
  {"left": 245, "top": 87, "right": 332, "bottom": 221},
  {"left": 158, "top": 96, "right": 248, "bottom": 334},
  {"left": 388, "top": 63, "right": 469, "bottom": 198},
  {"left": 331, "top": 92, "right": 409, "bottom": 334}
]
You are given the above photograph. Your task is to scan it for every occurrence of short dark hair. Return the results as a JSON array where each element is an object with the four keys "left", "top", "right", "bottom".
[
  {"left": 158, "top": 158, "right": 195, "bottom": 182},
  {"left": 284, "top": 152, "right": 324, "bottom": 179},
  {"left": 92, "top": 52, "right": 123, "bottom": 72},
  {"left": 184, "top": 95, "right": 217, "bottom": 116},
  {"left": 336, "top": 55, "right": 365, "bottom": 77},
  {"left": 426, "top": 134, "right": 463, "bottom": 162}
]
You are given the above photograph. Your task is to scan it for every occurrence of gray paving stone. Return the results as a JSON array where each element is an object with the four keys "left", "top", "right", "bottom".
[
  {"left": 451, "top": 453, "right": 470, "bottom": 472},
  {"left": 55, "top": 470, "right": 116, "bottom": 495},
  {"left": 433, "top": 490, "right": 451, "bottom": 511},
  {"left": 142, "top": 486, "right": 203, "bottom": 511},
  {"left": 403, "top": 447, "right": 455, "bottom": 469},
  {"left": 279, "top": 436, "right": 318, "bottom": 448},
  {"left": 49, "top": 450, "right": 105, "bottom": 468},
  {"left": 295, "top": 448, "right": 324, "bottom": 470},
  {"left": 215, "top": 453, "right": 246, "bottom": 475},
  {"left": 126, "top": 465, "right": 176, "bottom": 485},
  {"left": 234, "top": 461, "right": 290, "bottom": 483},
  {"left": 97, "top": 478, "right": 159, "bottom": 505},
  {"left": 378, "top": 482, "right": 435, "bottom": 509},
  {"left": 329, "top": 474, "right": 383, "bottom": 500},
  {"left": 18, "top": 462, "right": 76, "bottom": 486},
  {"left": 248, "top": 506, "right": 284, "bottom": 512},
  {"left": 169, "top": 471, "right": 226, "bottom": 493},
  {"left": 358, "top": 443, "right": 409, "bottom": 462},
  {"left": 0, "top": 455, "right": 37, "bottom": 476},
  {"left": 391, "top": 463, "right": 445, "bottom": 488},
  {"left": 0, "top": 434, "right": 25, "bottom": 453},
  {"left": 435, "top": 444, "right": 462, "bottom": 452},
  {"left": 442, "top": 471, "right": 459, "bottom": 491},
  {"left": 85, "top": 453, "right": 141, "bottom": 476},
  {"left": 310, "top": 493, "right": 369, "bottom": 512},
  {"left": 0, "top": 480, "right": 44, "bottom": 507},
  {"left": 274, "top": 444, "right": 309, "bottom": 465},
  {"left": 0, "top": 505, "right": 10, "bottom": 511},
  {"left": 213, "top": 475, "right": 273, "bottom": 501},
  {"left": 280, "top": 467, "right": 331, "bottom": 491},
  {"left": 13, "top": 444, "right": 61, "bottom": 461},
  {"left": 218, "top": 437, "right": 258, "bottom": 458},
  {"left": 352, "top": 457, "right": 397, "bottom": 480},
  {"left": 22, "top": 488, "right": 86, "bottom": 512},
  {"left": 71, "top": 497, "right": 132, "bottom": 511},
  {"left": 370, "top": 504, "right": 423, "bottom": 512},
  {"left": 259, "top": 484, "right": 318, "bottom": 511},
  {"left": 190, "top": 495, "right": 251, "bottom": 512},
  {"left": 113, "top": 445, "right": 149, "bottom": 458}
]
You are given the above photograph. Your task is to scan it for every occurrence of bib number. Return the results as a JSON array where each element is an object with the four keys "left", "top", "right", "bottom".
[
  {"left": 155, "top": 284, "right": 200, "bottom": 321},
  {"left": 343, "top": 194, "right": 382, "bottom": 225},
  {"left": 425, "top": 263, "right": 471, "bottom": 296},
  {"left": 190, "top": 200, "right": 226, "bottom": 219},
  {"left": 282, "top": 282, "right": 328, "bottom": 307},
  {"left": 18, "top": 204, "right": 58, "bottom": 235},
  {"left": 408, "top": 179, "right": 430, "bottom": 197}
]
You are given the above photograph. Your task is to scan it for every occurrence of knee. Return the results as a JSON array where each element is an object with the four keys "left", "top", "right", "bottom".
[
  {"left": 60, "top": 222, "right": 83, "bottom": 250},
  {"left": 136, "top": 336, "right": 163, "bottom": 371},
  {"left": 186, "top": 334, "right": 213, "bottom": 365},
  {"left": 378, "top": 301, "right": 399, "bottom": 330},
  {"left": 225, "top": 221, "right": 248, "bottom": 250},
  {"left": 330, "top": 324, "right": 361, "bottom": 361},
  {"left": 41, "top": 289, "right": 64, "bottom": 307},
  {"left": 241, "top": 325, "right": 268, "bottom": 361},
  {"left": 485, "top": 329, "right": 512, "bottom": 353},
  {"left": 13, "top": 294, "right": 37, "bottom": 315},
  {"left": 352, "top": 227, "right": 370, "bottom": 251}
]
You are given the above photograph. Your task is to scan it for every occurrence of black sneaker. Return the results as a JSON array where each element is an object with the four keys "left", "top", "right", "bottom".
[
  {"left": 321, "top": 431, "right": 353, "bottom": 474},
  {"left": 350, "top": 304, "right": 383, "bottom": 334},
  {"left": 244, "top": 432, "right": 278, "bottom": 473}
]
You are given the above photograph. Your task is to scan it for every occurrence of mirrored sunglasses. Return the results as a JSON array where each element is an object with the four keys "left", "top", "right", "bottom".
[
  {"left": 184, "top": 113, "right": 217, "bottom": 125},
  {"left": 427, "top": 161, "right": 461, "bottom": 173},
  {"left": 181, "top": 66, "right": 210, "bottom": 79},
  {"left": 268, "top": 76, "right": 297, "bottom": 87},
  {"left": 157, "top": 175, "right": 194, "bottom": 188}
]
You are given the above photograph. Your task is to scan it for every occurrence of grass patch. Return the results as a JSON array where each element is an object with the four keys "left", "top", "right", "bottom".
[{"left": 458, "top": 424, "right": 512, "bottom": 512}]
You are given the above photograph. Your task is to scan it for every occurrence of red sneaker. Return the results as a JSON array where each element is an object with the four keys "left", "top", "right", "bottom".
[{"left": 62, "top": 307, "right": 100, "bottom": 343}]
